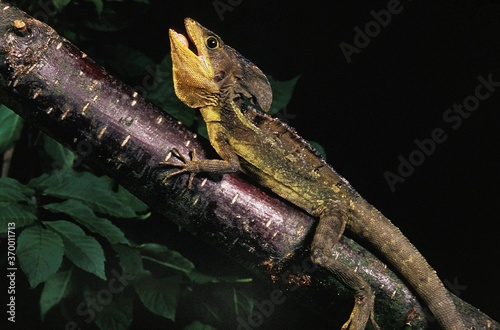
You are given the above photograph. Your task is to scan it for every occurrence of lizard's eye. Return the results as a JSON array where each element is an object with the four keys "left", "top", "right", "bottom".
[{"left": 206, "top": 36, "right": 219, "bottom": 49}]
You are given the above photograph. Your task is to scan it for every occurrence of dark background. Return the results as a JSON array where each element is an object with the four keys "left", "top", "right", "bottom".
[
  {"left": 9, "top": 0, "right": 500, "bottom": 328},
  {"left": 145, "top": 0, "right": 499, "bottom": 322}
]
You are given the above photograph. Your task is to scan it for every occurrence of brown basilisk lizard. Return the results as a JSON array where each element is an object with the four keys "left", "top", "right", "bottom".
[{"left": 163, "top": 18, "right": 466, "bottom": 330}]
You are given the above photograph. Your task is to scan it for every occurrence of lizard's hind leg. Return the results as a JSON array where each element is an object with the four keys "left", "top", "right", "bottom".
[{"left": 310, "top": 210, "right": 380, "bottom": 330}]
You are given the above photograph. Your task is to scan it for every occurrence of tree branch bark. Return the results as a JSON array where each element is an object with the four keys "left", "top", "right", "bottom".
[{"left": 0, "top": 3, "right": 497, "bottom": 329}]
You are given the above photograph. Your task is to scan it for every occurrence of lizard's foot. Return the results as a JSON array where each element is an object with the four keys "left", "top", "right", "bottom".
[
  {"left": 160, "top": 148, "right": 199, "bottom": 188},
  {"left": 341, "top": 292, "right": 380, "bottom": 330}
]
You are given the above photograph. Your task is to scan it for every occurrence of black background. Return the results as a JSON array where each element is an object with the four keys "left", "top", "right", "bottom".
[{"left": 141, "top": 0, "right": 500, "bottom": 325}]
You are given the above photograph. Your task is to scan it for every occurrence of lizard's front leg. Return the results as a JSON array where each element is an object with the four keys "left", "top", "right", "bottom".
[
  {"left": 160, "top": 132, "right": 241, "bottom": 188},
  {"left": 311, "top": 208, "right": 379, "bottom": 330}
]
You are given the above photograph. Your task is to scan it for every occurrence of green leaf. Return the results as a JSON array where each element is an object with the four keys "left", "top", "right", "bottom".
[
  {"left": 184, "top": 271, "right": 221, "bottom": 285},
  {"left": 140, "top": 243, "right": 250, "bottom": 284},
  {"left": 52, "top": 0, "right": 72, "bottom": 11},
  {"left": 83, "top": 5, "right": 142, "bottom": 31},
  {"left": 196, "top": 118, "right": 209, "bottom": 140},
  {"left": 194, "top": 301, "right": 221, "bottom": 324},
  {"left": 41, "top": 134, "right": 75, "bottom": 169},
  {"left": 30, "top": 169, "right": 137, "bottom": 218},
  {"left": 113, "top": 244, "right": 147, "bottom": 277},
  {"left": 115, "top": 184, "right": 149, "bottom": 215},
  {"left": 17, "top": 225, "right": 64, "bottom": 287},
  {"left": 140, "top": 243, "right": 195, "bottom": 274},
  {"left": 233, "top": 288, "right": 254, "bottom": 318},
  {"left": 308, "top": 140, "right": 327, "bottom": 160},
  {"left": 28, "top": 171, "right": 63, "bottom": 190},
  {"left": 187, "top": 286, "right": 254, "bottom": 327},
  {"left": 0, "top": 105, "right": 23, "bottom": 154},
  {"left": 164, "top": 100, "right": 196, "bottom": 127},
  {"left": 134, "top": 274, "right": 182, "bottom": 321},
  {"left": 88, "top": 0, "right": 103, "bottom": 14},
  {"left": 0, "top": 177, "right": 34, "bottom": 203},
  {"left": 0, "top": 203, "right": 36, "bottom": 232},
  {"left": 44, "top": 199, "right": 128, "bottom": 244},
  {"left": 267, "top": 75, "right": 301, "bottom": 115},
  {"left": 0, "top": 177, "right": 35, "bottom": 196},
  {"left": 0, "top": 188, "right": 28, "bottom": 202},
  {"left": 84, "top": 288, "right": 134, "bottom": 330},
  {"left": 146, "top": 56, "right": 172, "bottom": 102},
  {"left": 45, "top": 220, "right": 106, "bottom": 280},
  {"left": 40, "top": 269, "right": 74, "bottom": 320}
]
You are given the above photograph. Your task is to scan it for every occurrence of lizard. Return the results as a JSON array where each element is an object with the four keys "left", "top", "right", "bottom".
[{"left": 162, "top": 17, "right": 466, "bottom": 330}]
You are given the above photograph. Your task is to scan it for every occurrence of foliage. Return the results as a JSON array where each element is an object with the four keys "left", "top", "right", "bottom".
[
  {"left": 0, "top": 105, "right": 23, "bottom": 154},
  {"left": 0, "top": 170, "right": 254, "bottom": 329},
  {"left": 1, "top": 1, "right": 304, "bottom": 329}
]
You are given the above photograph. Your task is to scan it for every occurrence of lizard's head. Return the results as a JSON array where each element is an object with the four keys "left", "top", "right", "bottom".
[{"left": 169, "top": 18, "right": 272, "bottom": 112}]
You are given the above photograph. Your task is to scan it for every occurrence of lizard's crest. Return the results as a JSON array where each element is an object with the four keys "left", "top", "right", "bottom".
[{"left": 169, "top": 18, "right": 272, "bottom": 112}]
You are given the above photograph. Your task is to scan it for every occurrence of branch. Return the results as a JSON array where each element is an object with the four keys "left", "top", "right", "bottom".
[{"left": 0, "top": 3, "right": 497, "bottom": 329}]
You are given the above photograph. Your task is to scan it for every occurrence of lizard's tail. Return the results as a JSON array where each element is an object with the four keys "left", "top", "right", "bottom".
[{"left": 349, "top": 194, "right": 466, "bottom": 330}]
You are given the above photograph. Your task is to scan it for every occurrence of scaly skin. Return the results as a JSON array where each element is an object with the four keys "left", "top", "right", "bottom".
[{"left": 164, "top": 18, "right": 466, "bottom": 330}]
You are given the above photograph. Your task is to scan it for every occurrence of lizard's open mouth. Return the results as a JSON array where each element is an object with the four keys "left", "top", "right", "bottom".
[
  {"left": 169, "top": 18, "right": 210, "bottom": 72},
  {"left": 170, "top": 30, "right": 209, "bottom": 70}
]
